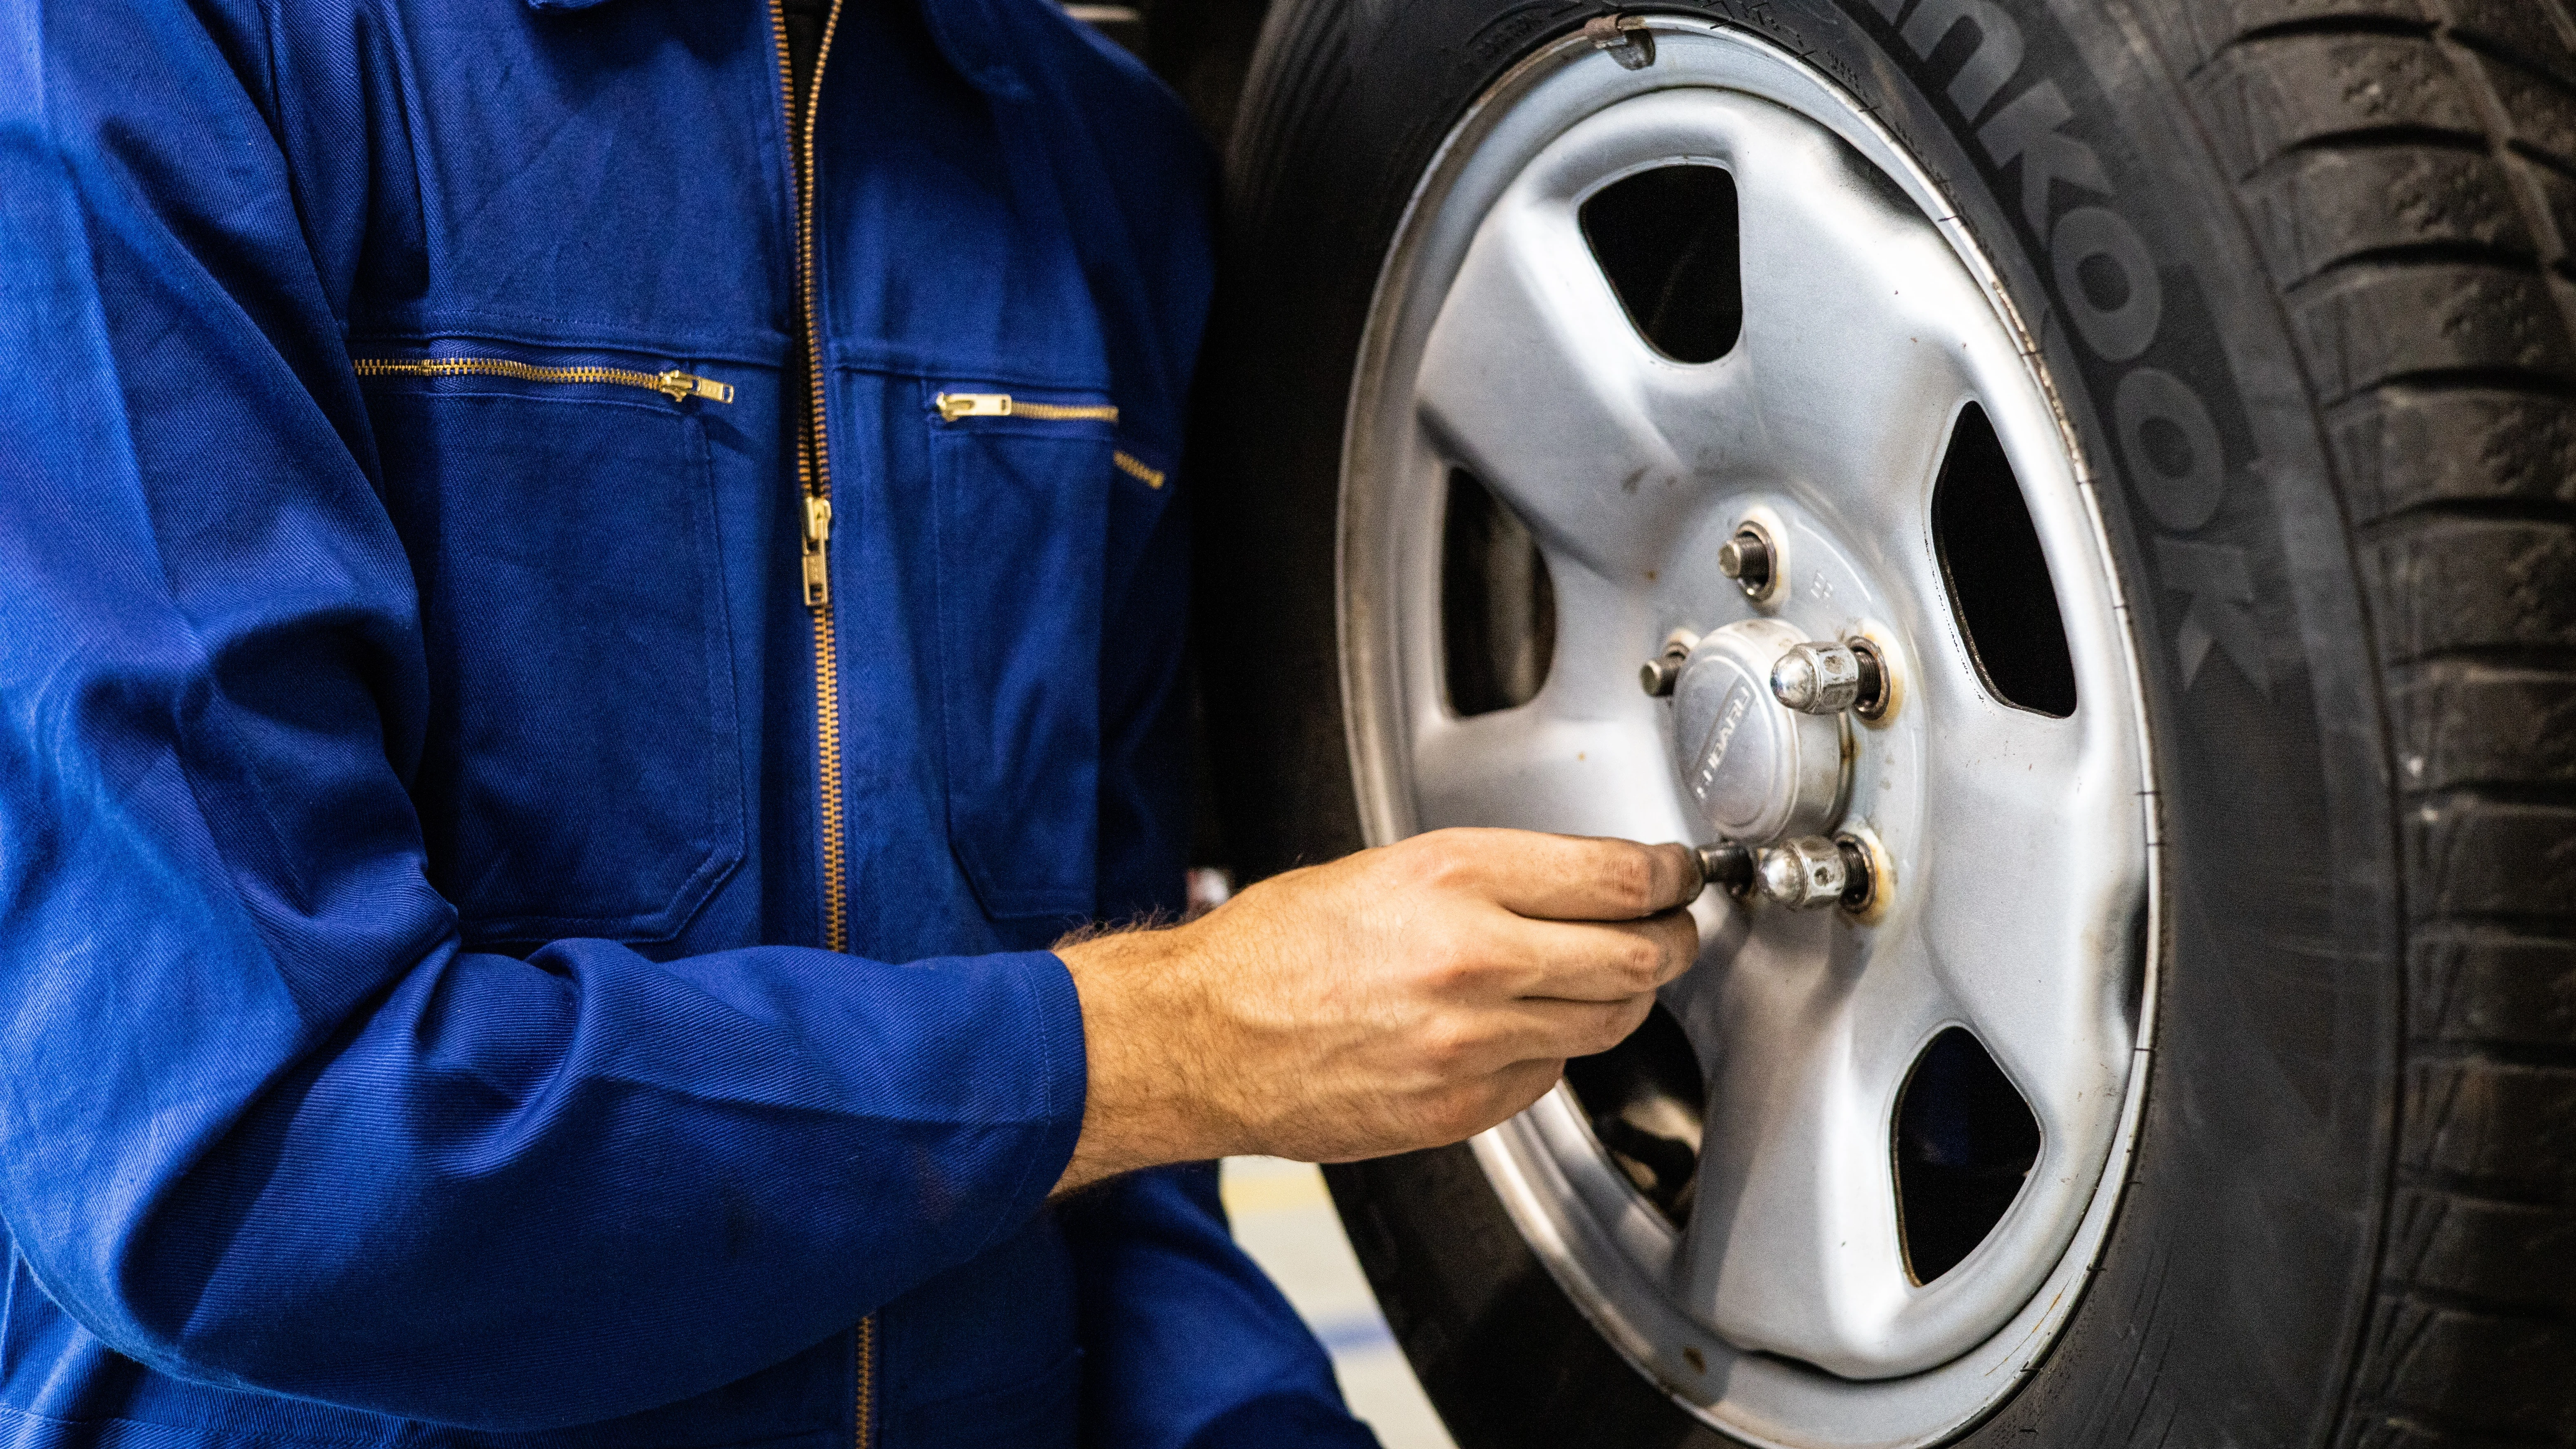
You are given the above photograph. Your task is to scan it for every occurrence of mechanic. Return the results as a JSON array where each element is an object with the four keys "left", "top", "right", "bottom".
[{"left": 0, "top": 0, "right": 1702, "bottom": 1446}]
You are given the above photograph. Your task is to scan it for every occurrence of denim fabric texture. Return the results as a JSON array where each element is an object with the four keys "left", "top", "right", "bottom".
[{"left": 0, "top": 0, "right": 1375, "bottom": 1444}]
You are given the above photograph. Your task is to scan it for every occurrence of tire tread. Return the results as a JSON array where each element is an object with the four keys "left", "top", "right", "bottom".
[{"left": 2188, "top": 0, "right": 2576, "bottom": 1439}]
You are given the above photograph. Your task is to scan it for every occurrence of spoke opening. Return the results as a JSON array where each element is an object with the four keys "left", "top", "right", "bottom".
[
  {"left": 1579, "top": 164, "right": 1743, "bottom": 364},
  {"left": 1930, "top": 404, "right": 2078, "bottom": 718},
  {"left": 1563, "top": 1000, "right": 1704, "bottom": 1227},
  {"left": 1440, "top": 468, "right": 1557, "bottom": 717},
  {"left": 1892, "top": 1028, "right": 2041, "bottom": 1285}
]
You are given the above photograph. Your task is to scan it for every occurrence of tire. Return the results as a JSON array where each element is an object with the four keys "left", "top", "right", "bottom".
[{"left": 1192, "top": 2, "right": 2576, "bottom": 1447}]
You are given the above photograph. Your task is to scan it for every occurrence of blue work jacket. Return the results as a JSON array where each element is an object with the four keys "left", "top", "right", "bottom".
[{"left": 0, "top": 0, "right": 1378, "bottom": 1445}]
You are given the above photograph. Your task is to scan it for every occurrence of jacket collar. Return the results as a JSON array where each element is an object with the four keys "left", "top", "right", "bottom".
[{"left": 523, "top": 0, "right": 1029, "bottom": 99}]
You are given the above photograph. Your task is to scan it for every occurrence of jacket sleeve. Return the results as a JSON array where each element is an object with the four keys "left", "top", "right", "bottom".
[{"left": 0, "top": 3, "right": 1082, "bottom": 1430}]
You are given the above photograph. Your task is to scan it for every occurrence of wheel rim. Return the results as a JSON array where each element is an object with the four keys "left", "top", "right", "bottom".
[{"left": 1338, "top": 19, "right": 2160, "bottom": 1447}]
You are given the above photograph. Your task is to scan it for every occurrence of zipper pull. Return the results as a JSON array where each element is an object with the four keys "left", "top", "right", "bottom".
[
  {"left": 656, "top": 368, "right": 736, "bottom": 404},
  {"left": 935, "top": 391, "right": 1011, "bottom": 421},
  {"left": 802, "top": 495, "right": 833, "bottom": 608}
]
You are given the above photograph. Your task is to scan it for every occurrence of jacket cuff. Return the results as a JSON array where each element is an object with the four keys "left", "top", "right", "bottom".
[{"left": 995, "top": 948, "right": 1089, "bottom": 1222}]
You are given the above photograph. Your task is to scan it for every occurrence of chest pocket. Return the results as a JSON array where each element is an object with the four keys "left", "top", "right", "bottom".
[
  {"left": 926, "top": 387, "right": 1142, "bottom": 923},
  {"left": 359, "top": 350, "right": 745, "bottom": 946}
]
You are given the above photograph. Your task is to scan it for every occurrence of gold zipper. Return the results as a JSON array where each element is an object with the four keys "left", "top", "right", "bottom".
[
  {"left": 350, "top": 356, "right": 734, "bottom": 403},
  {"left": 1112, "top": 450, "right": 1165, "bottom": 490},
  {"left": 933, "top": 391, "right": 1119, "bottom": 424},
  {"left": 934, "top": 393, "right": 1160, "bottom": 487},
  {"left": 767, "top": 4, "right": 875, "bottom": 1439},
  {"left": 855, "top": 1315, "right": 877, "bottom": 1449},
  {"left": 779, "top": 0, "right": 850, "bottom": 956}
]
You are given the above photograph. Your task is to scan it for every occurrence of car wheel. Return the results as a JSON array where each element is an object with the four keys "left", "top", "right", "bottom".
[{"left": 1194, "top": 2, "right": 2576, "bottom": 1446}]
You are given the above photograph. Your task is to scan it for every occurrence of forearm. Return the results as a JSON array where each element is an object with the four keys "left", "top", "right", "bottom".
[{"left": 7, "top": 929, "right": 1083, "bottom": 1429}]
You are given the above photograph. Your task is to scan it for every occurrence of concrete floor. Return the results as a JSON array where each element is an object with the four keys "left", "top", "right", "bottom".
[{"left": 1221, "top": 1157, "right": 1458, "bottom": 1449}]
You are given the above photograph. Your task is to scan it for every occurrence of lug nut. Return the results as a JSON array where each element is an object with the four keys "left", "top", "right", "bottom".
[
  {"left": 1771, "top": 638, "right": 1888, "bottom": 716},
  {"left": 1753, "top": 834, "right": 1878, "bottom": 912},
  {"left": 1716, "top": 522, "right": 1775, "bottom": 600},
  {"left": 1754, "top": 836, "right": 1845, "bottom": 909},
  {"left": 1638, "top": 641, "right": 1690, "bottom": 698},
  {"left": 1691, "top": 840, "right": 1755, "bottom": 898}
]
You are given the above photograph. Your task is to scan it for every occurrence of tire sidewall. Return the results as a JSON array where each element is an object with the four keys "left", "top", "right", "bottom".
[{"left": 1201, "top": 1, "right": 2402, "bottom": 1443}]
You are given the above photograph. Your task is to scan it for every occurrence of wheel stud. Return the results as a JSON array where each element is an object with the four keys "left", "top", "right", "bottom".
[
  {"left": 1752, "top": 834, "right": 1877, "bottom": 912},
  {"left": 1638, "top": 639, "right": 1691, "bottom": 697},
  {"left": 1716, "top": 521, "right": 1776, "bottom": 600},
  {"left": 1771, "top": 637, "right": 1888, "bottom": 716},
  {"left": 1830, "top": 831, "right": 1879, "bottom": 913}
]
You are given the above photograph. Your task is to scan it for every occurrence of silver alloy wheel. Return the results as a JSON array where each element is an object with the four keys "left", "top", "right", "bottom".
[{"left": 1338, "top": 19, "right": 2160, "bottom": 1448}]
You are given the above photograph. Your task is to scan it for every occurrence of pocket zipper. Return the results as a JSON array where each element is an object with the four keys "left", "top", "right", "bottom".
[
  {"left": 353, "top": 356, "right": 735, "bottom": 404},
  {"left": 934, "top": 393, "right": 1164, "bottom": 489},
  {"left": 1111, "top": 452, "right": 1165, "bottom": 490},
  {"left": 933, "top": 391, "right": 1117, "bottom": 424}
]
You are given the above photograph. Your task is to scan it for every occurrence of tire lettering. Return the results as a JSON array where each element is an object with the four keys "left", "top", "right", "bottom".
[
  {"left": 2114, "top": 369, "right": 2223, "bottom": 531},
  {"left": 2153, "top": 537, "right": 2268, "bottom": 691},
  {"left": 1900, "top": 0, "right": 2026, "bottom": 121},
  {"left": 1976, "top": 80, "right": 2112, "bottom": 232},
  {"left": 1953, "top": 55, "right": 2263, "bottom": 692},
  {"left": 2050, "top": 206, "right": 2163, "bottom": 362}
]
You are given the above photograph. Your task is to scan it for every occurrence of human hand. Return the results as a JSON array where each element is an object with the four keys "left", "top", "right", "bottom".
[{"left": 1051, "top": 829, "right": 1702, "bottom": 1193}]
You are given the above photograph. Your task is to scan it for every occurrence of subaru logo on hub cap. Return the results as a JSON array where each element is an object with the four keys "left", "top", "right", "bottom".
[{"left": 1668, "top": 618, "right": 1849, "bottom": 845}]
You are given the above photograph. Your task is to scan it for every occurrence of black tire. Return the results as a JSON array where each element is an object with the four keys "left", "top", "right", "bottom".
[{"left": 1193, "top": 1, "right": 2576, "bottom": 1444}]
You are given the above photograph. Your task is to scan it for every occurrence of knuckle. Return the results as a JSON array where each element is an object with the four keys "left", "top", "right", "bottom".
[
  {"left": 1617, "top": 933, "right": 1664, "bottom": 986},
  {"left": 1416, "top": 926, "right": 1483, "bottom": 992},
  {"left": 1402, "top": 829, "right": 1477, "bottom": 890},
  {"left": 1419, "top": 1018, "right": 1482, "bottom": 1071},
  {"left": 1604, "top": 848, "right": 1656, "bottom": 916}
]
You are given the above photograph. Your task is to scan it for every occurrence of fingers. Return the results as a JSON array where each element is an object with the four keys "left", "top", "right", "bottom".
[
  {"left": 1515, "top": 992, "right": 1658, "bottom": 1059},
  {"left": 1395, "top": 829, "right": 1702, "bottom": 921},
  {"left": 1471, "top": 1058, "right": 1579, "bottom": 1136},
  {"left": 1480, "top": 910, "right": 1700, "bottom": 1001},
  {"left": 1423, "top": 993, "right": 1658, "bottom": 1080}
]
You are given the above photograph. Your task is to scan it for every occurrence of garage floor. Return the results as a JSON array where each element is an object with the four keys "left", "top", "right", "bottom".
[{"left": 1221, "top": 1158, "right": 1458, "bottom": 1449}]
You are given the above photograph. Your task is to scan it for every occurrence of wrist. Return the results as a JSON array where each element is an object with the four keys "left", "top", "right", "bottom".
[{"left": 1051, "top": 923, "right": 1232, "bottom": 1195}]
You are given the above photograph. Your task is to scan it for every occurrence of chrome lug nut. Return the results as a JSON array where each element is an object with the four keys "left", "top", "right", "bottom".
[
  {"left": 1716, "top": 521, "right": 1776, "bottom": 600},
  {"left": 1691, "top": 840, "right": 1755, "bottom": 899},
  {"left": 1754, "top": 834, "right": 1878, "bottom": 912},
  {"left": 1754, "top": 836, "right": 1846, "bottom": 909},
  {"left": 1770, "top": 637, "right": 1888, "bottom": 716}
]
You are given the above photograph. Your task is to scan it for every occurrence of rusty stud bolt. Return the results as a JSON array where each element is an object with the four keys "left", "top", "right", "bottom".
[
  {"left": 1716, "top": 522, "right": 1775, "bottom": 600},
  {"left": 1831, "top": 832, "right": 1880, "bottom": 913},
  {"left": 1638, "top": 639, "right": 1692, "bottom": 697}
]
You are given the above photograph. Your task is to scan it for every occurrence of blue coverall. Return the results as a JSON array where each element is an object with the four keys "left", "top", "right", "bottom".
[{"left": 0, "top": 0, "right": 1379, "bottom": 1444}]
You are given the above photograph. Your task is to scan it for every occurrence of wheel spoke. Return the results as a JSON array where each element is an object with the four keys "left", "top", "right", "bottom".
[
  {"left": 1409, "top": 701, "right": 1684, "bottom": 843},
  {"left": 1721, "top": 97, "right": 1998, "bottom": 545},
  {"left": 1659, "top": 912, "right": 1944, "bottom": 1377},
  {"left": 1413, "top": 189, "right": 1699, "bottom": 578},
  {"left": 1905, "top": 717, "right": 2140, "bottom": 1137}
]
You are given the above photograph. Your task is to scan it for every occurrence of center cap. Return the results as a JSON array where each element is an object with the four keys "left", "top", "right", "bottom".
[{"left": 1669, "top": 618, "right": 1849, "bottom": 844}]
